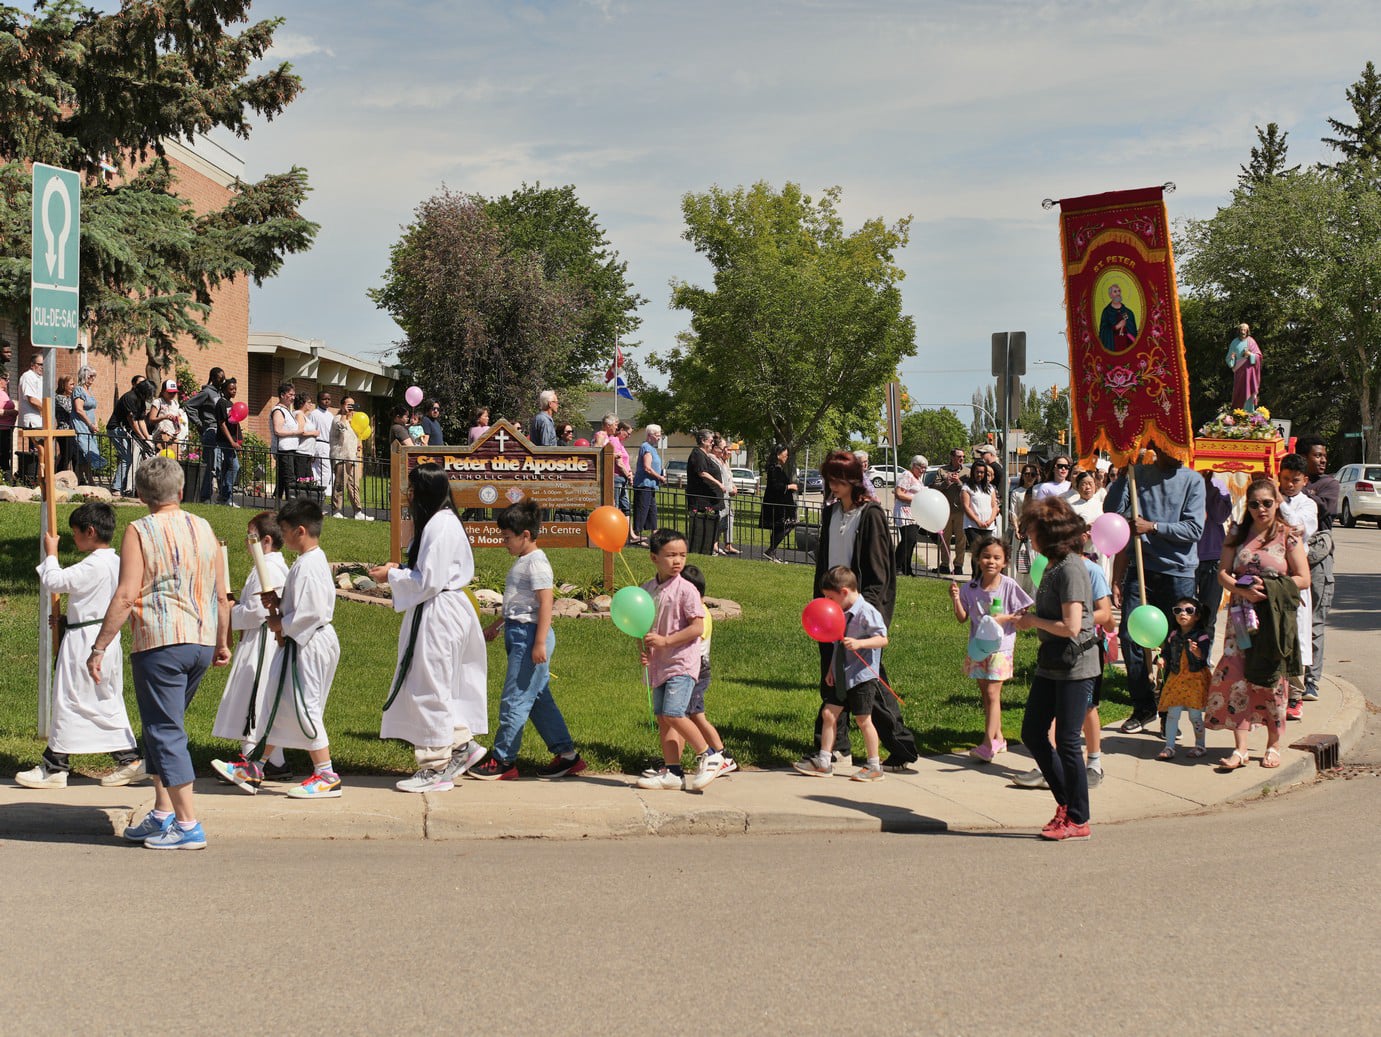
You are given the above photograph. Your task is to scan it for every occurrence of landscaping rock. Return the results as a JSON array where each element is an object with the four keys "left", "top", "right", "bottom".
[
  {"left": 590, "top": 594, "right": 612, "bottom": 613},
  {"left": 558, "top": 582, "right": 582, "bottom": 598},
  {"left": 75, "top": 485, "right": 113, "bottom": 502},
  {"left": 552, "top": 597, "right": 589, "bottom": 618},
  {"left": 0, "top": 486, "right": 35, "bottom": 503},
  {"left": 54, "top": 471, "right": 78, "bottom": 490},
  {"left": 337, "top": 574, "right": 354, "bottom": 590},
  {"left": 472, "top": 588, "right": 503, "bottom": 607},
  {"left": 352, "top": 576, "right": 377, "bottom": 593},
  {"left": 705, "top": 596, "right": 741, "bottom": 620}
]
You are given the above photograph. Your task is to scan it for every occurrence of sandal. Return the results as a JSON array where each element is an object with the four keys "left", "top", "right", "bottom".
[
  {"left": 1186, "top": 745, "right": 1207, "bottom": 759},
  {"left": 1217, "top": 749, "right": 1250, "bottom": 771},
  {"left": 1261, "top": 746, "right": 1281, "bottom": 769},
  {"left": 1156, "top": 746, "right": 1176, "bottom": 761},
  {"left": 724, "top": 545, "right": 741, "bottom": 555}
]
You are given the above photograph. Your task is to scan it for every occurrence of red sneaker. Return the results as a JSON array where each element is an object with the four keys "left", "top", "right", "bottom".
[
  {"left": 1043, "top": 816, "right": 1091, "bottom": 841},
  {"left": 1040, "top": 806, "right": 1068, "bottom": 837}
]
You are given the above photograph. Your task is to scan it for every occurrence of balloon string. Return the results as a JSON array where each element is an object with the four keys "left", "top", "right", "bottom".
[
  {"left": 847, "top": 646, "right": 904, "bottom": 706},
  {"left": 616, "top": 548, "right": 638, "bottom": 588},
  {"left": 643, "top": 662, "right": 655, "bottom": 726}
]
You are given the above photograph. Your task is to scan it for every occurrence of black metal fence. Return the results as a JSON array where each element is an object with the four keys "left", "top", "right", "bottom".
[{"left": 65, "top": 431, "right": 394, "bottom": 515}]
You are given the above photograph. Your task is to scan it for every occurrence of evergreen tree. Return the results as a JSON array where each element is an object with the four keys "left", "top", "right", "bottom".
[
  {"left": 1323, "top": 62, "right": 1381, "bottom": 167},
  {"left": 0, "top": 1, "right": 316, "bottom": 369},
  {"left": 1238, "top": 122, "right": 1299, "bottom": 188}
]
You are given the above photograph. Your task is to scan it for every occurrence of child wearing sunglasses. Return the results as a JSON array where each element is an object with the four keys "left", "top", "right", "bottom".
[{"left": 1155, "top": 596, "right": 1210, "bottom": 760}]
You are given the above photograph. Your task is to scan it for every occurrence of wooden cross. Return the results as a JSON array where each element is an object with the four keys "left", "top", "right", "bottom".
[{"left": 27, "top": 396, "right": 74, "bottom": 737}]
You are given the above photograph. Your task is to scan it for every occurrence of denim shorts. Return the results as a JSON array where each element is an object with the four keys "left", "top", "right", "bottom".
[
  {"left": 652, "top": 674, "right": 696, "bottom": 719},
  {"left": 688, "top": 657, "right": 711, "bottom": 715}
]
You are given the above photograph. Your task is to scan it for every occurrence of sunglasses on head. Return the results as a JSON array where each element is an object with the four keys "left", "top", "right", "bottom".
[{"left": 1172, "top": 605, "right": 1197, "bottom": 615}]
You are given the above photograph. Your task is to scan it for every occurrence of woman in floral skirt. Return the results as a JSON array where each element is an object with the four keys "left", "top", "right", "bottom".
[{"left": 1204, "top": 479, "right": 1310, "bottom": 770}]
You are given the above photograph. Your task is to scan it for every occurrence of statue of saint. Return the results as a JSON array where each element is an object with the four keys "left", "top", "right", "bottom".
[{"left": 1225, "top": 322, "right": 1262, "bottom": 410}]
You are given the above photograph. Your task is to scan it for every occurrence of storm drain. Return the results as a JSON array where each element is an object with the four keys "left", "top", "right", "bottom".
[{"left": 1289, "top": 734, "right": 1341, "bottom": 772}]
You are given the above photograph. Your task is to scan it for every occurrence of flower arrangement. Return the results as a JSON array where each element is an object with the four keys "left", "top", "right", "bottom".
[{"left": 1198, "top": 406, "right": 1280, "bottom": 441}]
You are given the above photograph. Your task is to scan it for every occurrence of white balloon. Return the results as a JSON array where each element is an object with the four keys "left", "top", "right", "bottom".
[{"left": 911, "top": 487, "right": 951, "bottom": 532}]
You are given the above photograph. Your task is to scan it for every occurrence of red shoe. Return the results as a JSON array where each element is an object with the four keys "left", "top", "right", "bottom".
[
  {"left": 1043, "top": 816, "right": 1091, "bottom": 841},
  {"left": 1040, "top": 805, "right": 1068, "bottom": 837},
  {"left": 1286, "top": 702, "right": 1303, "bottom": 721},
  {"left": 469, "top": 757, "right": 519, "bottom": 781}
]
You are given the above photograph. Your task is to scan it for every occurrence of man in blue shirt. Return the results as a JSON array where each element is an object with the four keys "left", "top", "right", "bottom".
[
  {"left": 1103, "top": 453, "right": 1205, "bottom": 733},
  {"left": 531, "top": 389, "right": 558, "bottom": 447},
  {"left": 420, "top": 398, "right": 445, "bottom": 447}
]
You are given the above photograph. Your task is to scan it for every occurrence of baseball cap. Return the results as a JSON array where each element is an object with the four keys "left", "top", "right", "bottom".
[{"left": 163, "top": 379, "right": 178, "bottom": 392}]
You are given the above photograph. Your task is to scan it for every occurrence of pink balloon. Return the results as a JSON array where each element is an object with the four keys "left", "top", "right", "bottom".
[
  {"left": 1090, "top": 512, "right": 1130, "bottom": 556},
  {"left": 405, "top": 385, "right": 424, "bottom": 408},
  {"left": 228, "top": 401, "right": 248, "bottom": 423},
  {"left": 801, "top": 598, "right": 846, "bottom": 643}
]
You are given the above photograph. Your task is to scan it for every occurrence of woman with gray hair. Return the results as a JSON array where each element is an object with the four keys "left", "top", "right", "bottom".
[
  {"left": 70, "top": 365, "right": 104, "bottom": 483},
  {"left": 87, "top": 454, "right": 231, "bottom": 850},
  {"left": 631, "top": 424, "right": 666, "bottom": 544}
]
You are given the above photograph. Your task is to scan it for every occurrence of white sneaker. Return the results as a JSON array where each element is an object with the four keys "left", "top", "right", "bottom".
[
  {"left": 395, "top": 767, "right": 454, "bottom": 794},
  {"left": 16, "top": 764, "right": 67, "bottom": 789},
  {"left": 636, "top": 768, "right": 684, "bottom": 791},
  {"left": 441, "top": 741, "right": 487, "bottom": 780},
  {"left": 355, "top": 512, "right": 374, "bottom": 521},
  {"left": 686, "top": 751, "right": 725, "bottom": 791},
  {"left": 331, "top": 511, "right": 346, "bottom": 519},
  {"left": 100, "top": 759, "right": 147, "bottom": 787}
]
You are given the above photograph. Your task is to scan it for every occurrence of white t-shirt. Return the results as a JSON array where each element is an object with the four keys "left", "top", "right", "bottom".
[
  {"left": 310, "top": 408, "right": 334, "bottom": 458},
  {"left": 827, "top": 504, "right": 863, "bottom": 570},
  {"left": 1279, "top": 492, "right": 1318, "bottom": 539},
  {"left": 18, "top": 368, "right": 43, "bottom": 428},
  {"left": 503, "top": 548, "right": 554, "bottom": 624}
]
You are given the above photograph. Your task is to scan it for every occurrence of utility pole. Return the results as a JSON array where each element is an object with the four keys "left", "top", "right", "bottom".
[{"left": 992, "top": 332, "right": 1026, "bottom": 482}]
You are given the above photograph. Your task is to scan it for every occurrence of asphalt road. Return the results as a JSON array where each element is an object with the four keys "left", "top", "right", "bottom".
[
  {"left": 5, "top": 774, "right": 1379, "bottom": 1035},
  {"left": 1324, "top": 525, "right": 1380, "bottom": 762}
]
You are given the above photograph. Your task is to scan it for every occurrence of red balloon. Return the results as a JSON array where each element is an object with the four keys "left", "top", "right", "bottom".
[
  {"left": 587, "top": 505, "right": 630, "bottom": 552},
  {"left": 228, "top": 401, "right": 249, "bottom": 424},
  {"left": 801, "top": 598, "right": 846, "bottom": 643},
  {"left": 573, "top": 438, "right": 590, "bottom": 447}
]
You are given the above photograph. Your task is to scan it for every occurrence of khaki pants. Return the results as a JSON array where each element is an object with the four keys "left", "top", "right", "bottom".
[
  {"left": 331, "top": 459, "right": 362, "bottom": 513},
  {"left": 414, "top": 725, "right": 473, "bottom": 769}
]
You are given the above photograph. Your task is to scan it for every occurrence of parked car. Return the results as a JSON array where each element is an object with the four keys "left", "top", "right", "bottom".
[
  {"left": 1336, "top": 463, "right": 1381, "bottom": 527},
  {"left": 796, "top": 468, "right": 824, "bottom": 493},
  {"left": 866, "top": 464, "right": 906, "bottom": 487},
  {"left": 730, "top": 467, "right": 760, "bottom": 495},
  {"left": 665, "top": 459, "right": 687, "bottom": 487}
]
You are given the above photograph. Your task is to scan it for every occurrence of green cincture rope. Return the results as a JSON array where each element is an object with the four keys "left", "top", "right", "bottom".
[
  {"left": 250, "top": 634, "right": 320, "bottom": 759},
  {"left": 241, "top": 623, "right": 271, "bottom": 739},
  {"left": 381, "top": 603, "right": 426, "bottom": 713}
]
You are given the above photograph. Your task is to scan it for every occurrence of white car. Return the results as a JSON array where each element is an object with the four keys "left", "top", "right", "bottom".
[
  {"left": 866, "top": 464, "right": 906, "bottom": 487},
  {"left": 1336, "top": 463, "right": 1381, "bottom": 527},
  {"left": 730, "top": 467, "right": 760, "bottom": 495}
]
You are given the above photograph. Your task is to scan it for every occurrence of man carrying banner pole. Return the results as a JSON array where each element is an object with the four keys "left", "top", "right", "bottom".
[{"left": 1054, "top": 185, "right": 1202, "bottom": 736}]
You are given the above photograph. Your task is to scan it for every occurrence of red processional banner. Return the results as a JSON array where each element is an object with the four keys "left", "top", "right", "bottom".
[{"left": 1058, "top": 186, "right": 1195, "bottom": 467}]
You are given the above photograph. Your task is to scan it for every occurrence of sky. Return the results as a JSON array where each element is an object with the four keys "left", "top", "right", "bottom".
[{"left": 216, "top": 0, "right": 1381, "bottom": 423}]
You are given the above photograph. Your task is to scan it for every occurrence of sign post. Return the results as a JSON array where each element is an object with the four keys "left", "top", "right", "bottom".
[{"left": 30, "top": 163, "right": 81, "bottom": 736}]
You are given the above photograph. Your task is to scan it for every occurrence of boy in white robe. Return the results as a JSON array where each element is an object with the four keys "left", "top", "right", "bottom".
[
  {"left": 209, "top": 511, "right": 293, "bottom": 793},
  {"left": 18, "top": 502, "right": 143, "bottom": 789},
  {"left": 257, "top": 498, "right": 343, "bottom": 799},
  {"left": 370, "top": 462, "right": 489, "bottom": 792},
  {"left": 1278, "top": 455, "right": 1315, "bottom": 717}
]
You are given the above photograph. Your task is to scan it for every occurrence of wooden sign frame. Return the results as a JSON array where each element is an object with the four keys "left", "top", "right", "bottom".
[{"left": 390, "top": 419, "right": 615, "bottom": 591}]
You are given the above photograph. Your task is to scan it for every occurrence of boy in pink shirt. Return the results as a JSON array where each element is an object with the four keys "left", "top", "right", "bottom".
[{"left": 635, "top": 529, "right": 727, "bottom": 791}]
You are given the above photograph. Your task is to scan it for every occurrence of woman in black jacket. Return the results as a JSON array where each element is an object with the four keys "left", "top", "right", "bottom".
[
  {"left": 760, "top": 444, "right": 797, "bottom": 563},
  {"left": 797, "top": 450, "right": 918, "bottom": 770}
]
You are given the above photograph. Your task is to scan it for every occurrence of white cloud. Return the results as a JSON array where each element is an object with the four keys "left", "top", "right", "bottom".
[{"left": 265, "top": 30, "right": 334, "bottom": 60}]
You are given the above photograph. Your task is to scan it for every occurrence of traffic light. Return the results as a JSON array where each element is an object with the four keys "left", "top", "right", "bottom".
[
  {"left": 986, "top": 432, "right": 995, "bottom": 445},
  {"left": 1058, "top": 429, "right": 1067, "bottom": 445}
]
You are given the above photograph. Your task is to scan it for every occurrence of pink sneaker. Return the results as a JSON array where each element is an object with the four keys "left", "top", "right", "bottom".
[{"left": 968, "top": 738, "right": 1006, "bottom": 763}]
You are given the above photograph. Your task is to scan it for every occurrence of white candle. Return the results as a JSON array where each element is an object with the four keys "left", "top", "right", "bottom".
[
  {"left": 248, "top": 537, "right": 276, "bottom": 593},
  {"left": 219, "top": 541, "right": 230, "bottom": 595}
]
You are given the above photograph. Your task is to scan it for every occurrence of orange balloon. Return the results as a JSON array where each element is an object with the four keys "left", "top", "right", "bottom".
[{"left": 587, "top": 506, "right": 629, "bottom": 552}]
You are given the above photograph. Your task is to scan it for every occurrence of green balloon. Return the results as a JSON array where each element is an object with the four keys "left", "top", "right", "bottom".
[
  {"left": 1030, "top": 552, "right": 1049, "bottom": 587},
  {"left": 1128, "top": 604, "right": 1170, "bottom": 649},
  {"left": 611, "top": 586, "right": 656, "bottom": 639}
]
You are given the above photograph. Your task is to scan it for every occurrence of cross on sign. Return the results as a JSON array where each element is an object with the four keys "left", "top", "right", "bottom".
[{"left": 492, "top": 428, "right": 509, "bottom": 453}]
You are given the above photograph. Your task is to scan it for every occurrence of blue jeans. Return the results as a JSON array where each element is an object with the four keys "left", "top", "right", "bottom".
[
  {"left": 1120, "top": 569, "right": 1197, "bottom": 716},
  {"left": 652, "top": 673, "right": 695, "bottom": 719},
  {"left": 614, "top": 475, "right": 630, "bottom": 515},
  {"left": 1165, "top": 706, "right": 1205, "bottom": 750},
  {"left": 216, "top": 445, "right": 239, "bottom": 504},
  {"left": 130, "top": 643, "right": 214, "bottom": 788},
  {"left": 112, "top": 427, "right": 133, "bottom": 494},
  {"left": 493, "top": 621, "right": 572, "bottom": 763},
  {"left": 1022, "top": 674, "right": 1095, "bottom": 825}
]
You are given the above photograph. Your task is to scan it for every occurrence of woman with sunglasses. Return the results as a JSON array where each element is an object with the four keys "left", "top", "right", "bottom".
[
  {"left": 1009, "top": 463, "right": 1042, "bottom": 593},
  {"left": 1032, "top": 455, "right": 1077, "bottom": 503},
  {"left": 1204, "top": 480, "right": 1310, "bottom": 770}
]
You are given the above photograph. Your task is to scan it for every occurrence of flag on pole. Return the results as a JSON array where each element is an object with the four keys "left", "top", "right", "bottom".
[
  {"left": 613, "top": 374, "right": 634, "bottom": 400},
  {"left": 605, "top": 346, "right": 624, "bottom": 385}
]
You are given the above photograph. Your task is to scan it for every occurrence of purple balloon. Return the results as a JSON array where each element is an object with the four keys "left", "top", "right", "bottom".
[{"left": 405, "top": 385, "right": 424, "bottom": 408}]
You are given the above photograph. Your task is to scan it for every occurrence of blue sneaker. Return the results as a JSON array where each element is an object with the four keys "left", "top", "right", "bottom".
[
  {"left": 144, "top": 820, "right": 207, "bottom": 851},
  {"left": 123, "top": 811, "right": 175, "bottom": 842}
]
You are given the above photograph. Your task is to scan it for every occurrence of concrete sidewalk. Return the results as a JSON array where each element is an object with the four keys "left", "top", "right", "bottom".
[{"left": 1, "top": 674, "right": 1366, "bottom": 843}]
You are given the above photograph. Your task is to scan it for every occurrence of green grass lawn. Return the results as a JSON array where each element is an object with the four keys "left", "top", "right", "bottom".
[{"left": 0, "top": 501, "right": 1130, "bottom": 779}]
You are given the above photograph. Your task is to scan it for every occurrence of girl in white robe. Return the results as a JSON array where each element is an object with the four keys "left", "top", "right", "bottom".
[
  {"left": 209, "top": 512, "right": 291, "bottom": 793},
  {"left": 371, "top": 462, "right": 488, "bottom": 793},
  {"left": 18, "top": 503, "right": 141, "bottom": 789}
]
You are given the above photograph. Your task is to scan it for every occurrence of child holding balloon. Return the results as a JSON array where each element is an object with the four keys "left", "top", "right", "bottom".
[
  {"left": 948, "top": 535, "right": 1033, "bottom": 762},
  {"left": 1154, "top": 597, "right": 1209, "bottom": 760}
]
